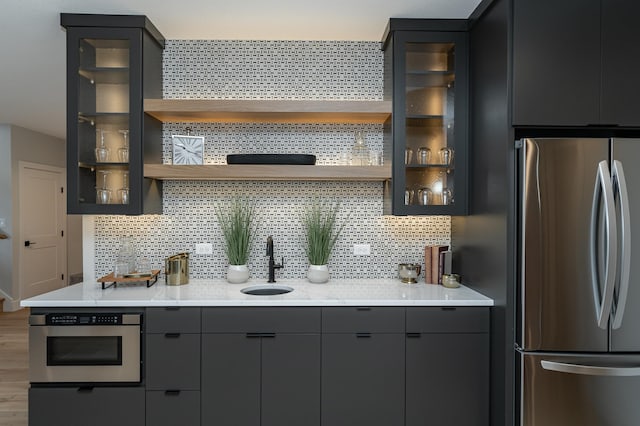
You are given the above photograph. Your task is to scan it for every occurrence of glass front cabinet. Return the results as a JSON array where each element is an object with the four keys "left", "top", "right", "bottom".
[
  {"left": 383, "top": 21, "right": 468, "bottom": 215},
  {"left": 61, "top": 14, "right": 164, "bottom": 214}
]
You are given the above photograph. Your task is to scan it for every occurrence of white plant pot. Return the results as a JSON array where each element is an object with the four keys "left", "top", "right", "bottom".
[
  {"left": 307, "top": 264, "right": 330, "bottom": 283},
  {"left": 227, "top": 264, "right": 250, "bottom": 284}
]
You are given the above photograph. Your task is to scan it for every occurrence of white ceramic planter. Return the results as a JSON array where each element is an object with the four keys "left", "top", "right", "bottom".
[
  {"left": 227, "top": 264, "right": 250, "bottom": 284},
  {"left": 307, "top": 264, "right": 330, "bottom": 283}
]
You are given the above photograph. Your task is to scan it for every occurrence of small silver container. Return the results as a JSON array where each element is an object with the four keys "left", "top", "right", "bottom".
[{"left": 398, "top": 263, "right": 422, "bottom": 284}]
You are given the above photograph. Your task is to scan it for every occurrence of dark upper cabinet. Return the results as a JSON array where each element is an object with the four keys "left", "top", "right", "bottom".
[
  {"left": 512, "top": 0, "right": 640, "bottom": 127},
  {"left": 61, "top": 14, "right": 164, "bottom": 214},
  {"left": 382, "top": 19, "right": 469, "bottom": 216}
]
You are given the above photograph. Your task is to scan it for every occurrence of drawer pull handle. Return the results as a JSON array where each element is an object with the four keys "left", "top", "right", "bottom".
[
  {"left": 246, "top": 333, "right": 276, "bottom": 338},
  {"left": 356, "top": 307, "right": 372, "bottom": 311},
  {"left": 165, "top": 307, "right": 180, "bottom": 311},
  {"left": 441, "top": 307, "right": 457, "bottom": 311},
  {"left": 406, "top": 333, "right": 421, "bottom": 338},
  {"left": 356, "top": 333, "right": 371, "bottom": 338},
  {"left": 165, "top": 333, "right": 181, "bottom": 338},
  {"left": 165, "top": 390, "right": 181, "bottom": 396},
  {"left": 77, "top": 387, "right": 94, "bottom": 393}
]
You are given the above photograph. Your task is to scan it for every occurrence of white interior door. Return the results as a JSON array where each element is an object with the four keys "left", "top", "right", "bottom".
[{"left": 19, "top": 162, "right": 66, "bottom": 299}]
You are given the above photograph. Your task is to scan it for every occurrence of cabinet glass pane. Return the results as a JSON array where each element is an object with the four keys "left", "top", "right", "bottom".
[
  {"left": 403, "top": 42, "right": 455, "bottom": 208},
  {"left": 77, "top": 38, "right": 130, "bottom": 205}
]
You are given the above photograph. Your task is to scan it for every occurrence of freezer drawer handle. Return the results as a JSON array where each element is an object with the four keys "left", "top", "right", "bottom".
[
  {"left": 589, "top": 161, "right": 617, "bottom": 329},
  {"left": 611, "top": 160, "right": 631, "bottom": 330},
  {"left": 541, "top": 360, "right": 640, "bottom": 377}
]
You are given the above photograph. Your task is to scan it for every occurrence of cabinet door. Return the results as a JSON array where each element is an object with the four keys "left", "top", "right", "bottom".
[
  {"left": 201, "top": 334, "right": 261, "bottom": 426},
  {"left": 262, "top": 334, "right": 321, "bottom": 426},
  {"left": 600, "top": 0, "right": 640, "bottom": 126},
  {"left": 146, "top": 333, "right": 200, "bottom": 390},
  {"left": 406, "top": 333, "right": 489, "bottom": 426},
  {"left": 29, "top": 387, "right": 144, "bottom": 426},
  {"left": 146, "top": 390, "right": 200, "bottom": 426},
  {"left": 321, "top": 333, "right": 405, "bottom": 426},
  {"left": 512, "top": 0, "right": 601, "bottom": 126},
  {"left": 385, "top": 30, "right": 468, "bottom": 216}
]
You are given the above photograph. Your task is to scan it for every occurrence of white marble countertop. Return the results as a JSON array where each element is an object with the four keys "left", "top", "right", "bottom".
[{"left": 20, "top": 278, "right": 493, "bottom": 308}]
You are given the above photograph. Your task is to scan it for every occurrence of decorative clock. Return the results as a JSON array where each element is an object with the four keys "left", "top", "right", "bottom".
[{"left": 172, "top": 134, "right": 205, "bottom": 165}]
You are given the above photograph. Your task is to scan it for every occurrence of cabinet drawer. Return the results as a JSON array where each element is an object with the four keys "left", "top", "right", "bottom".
[
  {"left": 146, "top": 390, "right": 200, "bottom": 426},
  {"left": 202, "top": 307, "right": 321, "bottom": 333},
  {"left": 146, "top": 307, "right": 201, "bottom": 334},
  {"left": 29, "top": 387, "right": 144, "bottom": 426},
  {"left": 406, "top": 307, "right": 489, "bottom": 333},
  {"left": 322, "top": 307, "right": 405, "bottom": 333},
  {"left": 146, "top": 333, "right": 200, "bottom": 390}
]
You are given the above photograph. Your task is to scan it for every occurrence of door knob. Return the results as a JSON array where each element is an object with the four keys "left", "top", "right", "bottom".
[{"left": 24, "top": 240, "right": 36, "bottom": 247}]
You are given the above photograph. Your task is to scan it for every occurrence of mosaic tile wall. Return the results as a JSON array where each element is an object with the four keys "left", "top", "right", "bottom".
[{"left": 93, "top": 40, "right": 451, "bottom": 280}]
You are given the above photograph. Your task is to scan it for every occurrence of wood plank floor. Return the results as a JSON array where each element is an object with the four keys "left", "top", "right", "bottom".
[{"left": 0, "top": 309, "right": 29, "bottom": 426}]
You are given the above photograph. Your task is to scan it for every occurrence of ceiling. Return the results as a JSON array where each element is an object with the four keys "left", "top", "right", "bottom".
[{"left": 0, "top": 0, "right": 482, "bottom": 140}]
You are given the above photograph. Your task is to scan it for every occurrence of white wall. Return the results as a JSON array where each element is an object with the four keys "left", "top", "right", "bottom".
[{"left": 0, "top": 124, "right": 79, "bottom": 311}]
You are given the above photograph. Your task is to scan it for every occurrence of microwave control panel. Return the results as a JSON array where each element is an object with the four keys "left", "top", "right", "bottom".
[{"left": 46, "top": 313, "right": 122, "bottom": 325}]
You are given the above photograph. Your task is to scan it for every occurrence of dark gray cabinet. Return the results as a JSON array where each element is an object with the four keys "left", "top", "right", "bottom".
[
  {"left": 382, "top": 19, "right": 469, "bottom": 215},
  {"left": 145, "top": 307, "right": 201, "bottom": 426},
  {"left": 321, "top": 307, "right": 405, "bottom": 426},
  {"left": 406, "top": 307, "right": 490, "bottom": 426},
  {"left": 201, "top": 307, "right": 321, "bottom": 426},
  {"left": 512, "top": 0, "right": 640, "bottom": 127},
  {"left": 61, "top": 14, "right": 164, "bottom": 214},
  {"left": 29, "top": 387, "right": 144, "bottom": 426}
]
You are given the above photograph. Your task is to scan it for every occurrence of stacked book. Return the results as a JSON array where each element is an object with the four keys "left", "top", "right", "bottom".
[{"left": 424, "top": 245, "right": 451, "bottom": 284}]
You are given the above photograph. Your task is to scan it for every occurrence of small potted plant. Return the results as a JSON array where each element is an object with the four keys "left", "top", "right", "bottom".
[
  {"left": 301, "top": 201, "right": 348, "bottom": 283},
  {"left": 215, "top": 198, "right": 256, "bottom": 283}
]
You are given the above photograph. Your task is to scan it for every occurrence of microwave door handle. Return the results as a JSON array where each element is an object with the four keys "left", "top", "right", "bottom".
[
  {"left": 590, "top": 161, "right": 617, "bottom": 329},
  {"left": 541, "top": 360, "right": 640, "bottom": 377},
  {"left": 611, "top": 160, "right": 631, "bottom": 329}
]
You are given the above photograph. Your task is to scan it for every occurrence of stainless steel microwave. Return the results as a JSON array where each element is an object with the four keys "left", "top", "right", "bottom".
[{"left": 28, "top": 313, "right": 141, "bottom": 384}]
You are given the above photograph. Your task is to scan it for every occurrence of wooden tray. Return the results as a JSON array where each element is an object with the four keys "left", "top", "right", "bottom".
[{"left": 97, "top": 269, "right": 161, "bottom": 290}]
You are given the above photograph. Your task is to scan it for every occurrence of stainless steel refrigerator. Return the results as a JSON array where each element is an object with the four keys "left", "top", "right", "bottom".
[{"left": 516, "top": 137, "right": 640, "bottom": 426}]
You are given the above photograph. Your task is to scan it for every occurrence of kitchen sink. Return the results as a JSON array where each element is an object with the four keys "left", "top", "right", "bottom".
[{"left": 241, "top": 285, "right": 293, "bottom": 296}]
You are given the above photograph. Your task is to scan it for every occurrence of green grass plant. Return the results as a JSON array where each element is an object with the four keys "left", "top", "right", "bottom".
[
  {"left": 215, "top": 198, "right": 256, "bottom": 265},
  {"left": 302, "top": 201, "right": 348, "bottom": 265}
]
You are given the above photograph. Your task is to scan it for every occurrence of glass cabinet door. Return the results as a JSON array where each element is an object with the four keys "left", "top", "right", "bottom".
[
  {"left": 404, "top": 42, "right": 455, "bottom": 208},
  {"left": 385, "top": 30, "right": 468, "bottom": 216},
  {"left": 75, "top": 34, "right": 133, "bottom": 209}
]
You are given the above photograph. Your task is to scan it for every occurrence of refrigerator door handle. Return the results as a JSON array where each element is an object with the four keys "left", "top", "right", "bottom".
[
  {"left": 590, "top": 161, "right": 617, "bottom": 329},
  {"left": 611, "top": 160, "right": 631, "bottom": 329},
  {"left": 541, "top": 360, "right": 640, "bottom": 377}
]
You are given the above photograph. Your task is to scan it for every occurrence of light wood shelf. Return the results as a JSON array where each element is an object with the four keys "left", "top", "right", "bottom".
[
  {"left": 144, "top": 164, "right": 391, "bottom": 181},
  {"left": 144, "top": 99, "right": 392, "bottom": 123}
]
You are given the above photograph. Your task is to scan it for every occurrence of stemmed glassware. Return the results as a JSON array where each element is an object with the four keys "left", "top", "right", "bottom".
[
  {"left": 96, "top": 170, "right": 112, "bottom": 204},
  {"left": 95, "top": 129, "right": 110, "bottom": 163},
  {"left": 118, "top": 171, "right": 129, "bottom": 204},
  {"left": 118, "top": 129, "right": 129, "bottom": 163}
]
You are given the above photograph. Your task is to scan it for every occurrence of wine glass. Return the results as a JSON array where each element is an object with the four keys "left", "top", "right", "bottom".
[
  {"left": 118, "top": 129, "right": 129, "bottom": 163},
  {"left": 95, "top": 129, "right": 110, "bottom": 163},
  {"left": 95, "top": 170, "right": 112, "bottom": 204},
  {"left": 118, "top": 188, "right": 129, "bottom": 204}
]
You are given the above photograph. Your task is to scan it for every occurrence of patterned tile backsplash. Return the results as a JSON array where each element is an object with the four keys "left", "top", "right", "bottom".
[{"left": 93, "top": 40, "right": 451, "bottom": 280}]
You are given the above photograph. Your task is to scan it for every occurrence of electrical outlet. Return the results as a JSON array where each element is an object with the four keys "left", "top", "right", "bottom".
[
  {"left": 353, "top": 244, "right": 371, "bottom": 256},
  {"left": 195, "top": 243, "right": 213, "bottom": 255}
]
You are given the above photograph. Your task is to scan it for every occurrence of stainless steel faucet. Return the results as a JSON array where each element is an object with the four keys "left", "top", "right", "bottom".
[{"left": 266, "top": 236, "right": 284, "bottom": 283}]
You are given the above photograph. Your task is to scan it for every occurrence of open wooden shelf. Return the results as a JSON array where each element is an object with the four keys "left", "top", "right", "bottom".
[
  {"left": 144, "top": 164, "right": 391, "bottom": 181},
  {"left": 144, "top": 99, "right": 392, "bottom": 124}
]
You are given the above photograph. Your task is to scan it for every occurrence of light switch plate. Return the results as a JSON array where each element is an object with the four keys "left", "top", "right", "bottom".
[
  {"left": 195, "top": 243, "right": 213, "bottom": 255},
  {"left": 353, "top": 244, "right": 371, "bottom": 256}
]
